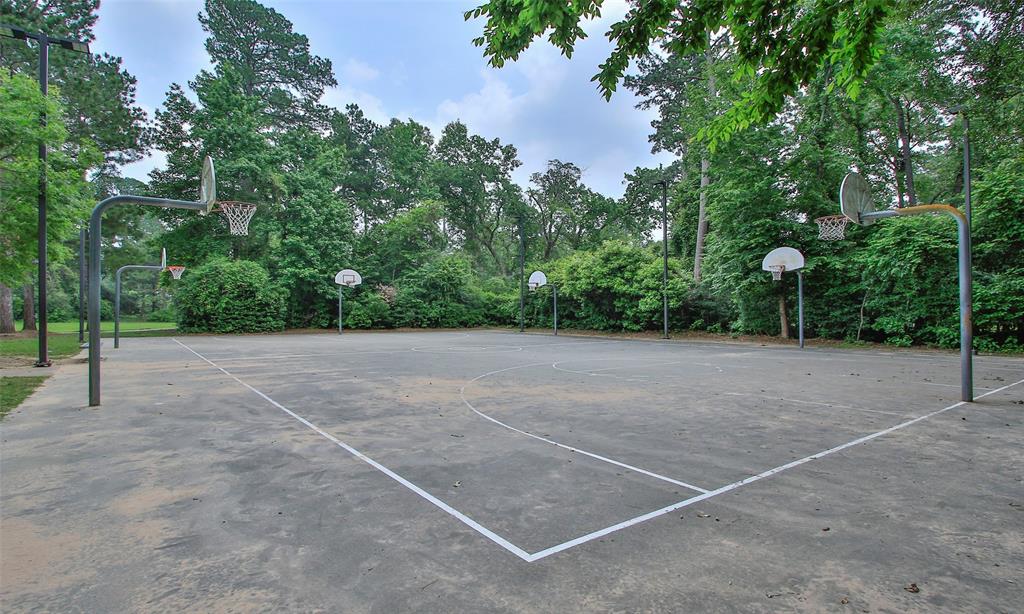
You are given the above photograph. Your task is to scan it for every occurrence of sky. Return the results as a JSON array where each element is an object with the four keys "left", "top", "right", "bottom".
[{"left": 92, "top": 0, "right": 674, "bottom": 198}]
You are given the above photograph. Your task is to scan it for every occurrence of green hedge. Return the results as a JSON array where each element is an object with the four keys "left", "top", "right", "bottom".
[{"left": 174, "top": 259, "right": 285, "bottom": 333}]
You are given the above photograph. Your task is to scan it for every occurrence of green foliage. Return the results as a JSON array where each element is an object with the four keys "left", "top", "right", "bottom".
[
  {"left": 972, "top": 157, "right": 1024, "bottom": 346},
  {"left": 0, "top": 72, "right": 101, "bottom": 287},
  {"left": 10, "top": 0, "right": 1008, "bottom": 354},
  {"left": 539, "top": 241, "right": 700, "bottom": 332},
  {"left": 392, "top": 255, "right": 493, "bottom": 328},
  {"left": 1, "top": 0, "right": 151, "bottom": 169},
  {"left": 465, "top": 0, "right": 892, "bottom": 147},
  {"left": 174, "top": 259, "right": 285, "bottom": 333},
  {"left": 857, "top": 216, "right": 959, "bottom": 346}
]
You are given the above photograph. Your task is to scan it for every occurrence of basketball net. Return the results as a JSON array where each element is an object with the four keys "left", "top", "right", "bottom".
[
  {"left": 216, "top": 201, "right": 257, "bottom": 236},
  {"left": 768, "top": 265, "right": 785, "bottom": 281},
  {"left": 167, "top": 266, "right": 186, "bottom": 280},
  {"left": 815, "top": 215, "right": 849, "bottom": 241}
]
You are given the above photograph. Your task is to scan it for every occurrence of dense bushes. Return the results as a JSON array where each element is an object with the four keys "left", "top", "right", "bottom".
[{"left": 174, "top": 259, "right": 285, "bottom": 333}]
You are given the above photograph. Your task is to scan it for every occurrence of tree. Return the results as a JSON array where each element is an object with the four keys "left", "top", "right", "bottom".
[
  {"left": 434, "top": 121, "right": 522, "bottom": 274},
  {"left": 199, "top": 0, "right": 336, "bottom": 128},
  {"left": 1, "top": 0, "right": 150, "bottom": 171},
  {"left": 0, "top": 72, "right": 99, "bottom": 332},
  {"left": 465, "top": 0, "right": 892, "bottom": 146}
]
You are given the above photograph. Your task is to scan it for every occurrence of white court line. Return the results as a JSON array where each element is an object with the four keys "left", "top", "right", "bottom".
[
  {"left": 172, "top": 338, "right": 534, "bottom": 562},
  {"left": 526, "top": 375, "right": 1024, "bottom": 561},
  {"left": 460, "top": 362, "right": 710, "bottom": 494},
  {"left": 722, "top": 392, "right": 905, "bottom": 417},
  {"left": 209, "top": 350, "right": 410, "bottom": 362}
]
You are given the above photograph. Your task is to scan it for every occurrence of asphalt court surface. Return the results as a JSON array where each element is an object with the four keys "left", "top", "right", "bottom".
[
  {"left": 2, "top": 330, "right": 1022, "bottom": 612},
  {"left": 173, "top": 331, "right": 1021, "bottom": 557}
]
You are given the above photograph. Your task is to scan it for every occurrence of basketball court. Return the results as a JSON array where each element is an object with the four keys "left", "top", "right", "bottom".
[{"left": 2, "top": 330, "right": 1021, "bottom": 611}]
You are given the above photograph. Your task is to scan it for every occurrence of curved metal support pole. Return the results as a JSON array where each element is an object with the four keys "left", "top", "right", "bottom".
[
  {"left": 797, "top": 271, "right": 804, "bottom": 349},
  {"left": 552, "top": 285, "right": 558, "bottom": 336},
  {"left": 862, "top": 204, "right": 972, "bottom": 401},
  {"left": 89, "top": 195, "right": 207, "bottom": 406},
  {"left": 114, "top": 263, "right": 165, "bottom": 349},
  {"left": 338, "top": 286, "right": 344, "bottom": 335}
]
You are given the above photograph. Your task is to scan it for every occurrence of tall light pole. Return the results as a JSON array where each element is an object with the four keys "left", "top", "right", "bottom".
[
  {"left": 1, "top": 24, "right": 91, "bottom": 366},
  {"left": 653, "top": 165, "right": 669, "bottom": 339},
  {"left": 518, "top": 212, "right": 525, "bottom": 333}
]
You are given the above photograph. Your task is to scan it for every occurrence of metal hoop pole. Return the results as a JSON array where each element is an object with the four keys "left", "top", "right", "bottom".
[
  {"left": 862, "top": 204, "right": 972, "bottom": 401},
  {"left": 89, "top": 195, "right": 208, "bottom": 406},
  {"left": 114, "top": 263, "right": 165, "bottom": 349},
  {"left": 338, "top": 286, "right": 344, "bottom": 335},
  {"left": 553, "top": 285, "right": 558, "bottom": 336},
  {"left": 797, "top": 271, "right": 804, "bottom": 349}
]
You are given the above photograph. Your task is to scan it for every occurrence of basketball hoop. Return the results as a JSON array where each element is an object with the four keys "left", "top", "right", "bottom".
[
  {"left": 214, "top": 201, "right": 257, "bottom": 236},
  {"left": 166, "top": 265, "right": 186, "bottom": 280},
  {"left": 815, "top": 215, "right": 850, "bottom": 241},
  {"left": 768, "top": 264, "right": 785, "bottom": 281}
]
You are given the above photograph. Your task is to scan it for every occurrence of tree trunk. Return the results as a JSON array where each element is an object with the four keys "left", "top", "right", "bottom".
[
  {"left": 22, "top": 284, "right": 36, "bottom": 331},
  {"left": 693, "top": 156, "right": 710, "bottom": 281},
  {"left": 893, "top": 156, "right": 906, "bottom": 209},
  {"left": 894, "top": 99, "right": 916, "bottom": 206},
  {"left": 778, "top": 295, "right": 790, "bottom": 339},
  {"left": 693, "top": 48, "right": 715, "bottom": 282},
  {"left": 0, "top": 283, "right": 14, "bottom": 333}
]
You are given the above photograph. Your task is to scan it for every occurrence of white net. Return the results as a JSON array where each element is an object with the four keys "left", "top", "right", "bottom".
[
  {"left": 768, "top": 265, "right": 785, "bottom": 281},
  {"left": 218, "top": 202, "right": 257, "bottom": 236},
  {"left": 815, "top": 215, "right": 850, "bottom": 241},
  {"left": 167, "top": 266, "right": 186, "bottom": 280}
]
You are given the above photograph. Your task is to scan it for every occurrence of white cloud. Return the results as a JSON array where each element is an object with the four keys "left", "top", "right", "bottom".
[
  {"left": 322, "top": 85, "right": 391, "bottom": 124},
  {"left": 432, "top": 44, "right": 569, "bottom": 137},
  {"left": 341, "top": 58, "right": 380, "bottom": 82}
]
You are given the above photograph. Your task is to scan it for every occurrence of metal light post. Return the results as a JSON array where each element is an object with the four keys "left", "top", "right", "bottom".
[
  {"left": 518, "top": 214, "right": 525, "bottom": 333},
  {"left": 960, "top": 109, "right": 971, "bottom": 227},
  {"left": 654, "top": 166, "right": 669, "bottom": 339},
  {"left": 1, "top": 24, "right": 91, "bottom": 366}
]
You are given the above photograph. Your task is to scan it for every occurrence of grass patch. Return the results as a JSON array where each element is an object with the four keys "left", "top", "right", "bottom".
[
  {"left": 0, "top": 376, "right": 48, "bottom": 418},
  {"left": 17, "top": 320, "right": 176, "bottom": 333},
  {"left": 0, "top": 334, "right": 83, "bottom": 359}
]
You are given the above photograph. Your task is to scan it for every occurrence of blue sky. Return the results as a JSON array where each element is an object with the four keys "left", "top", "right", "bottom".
[{"left": 93, "top": 0, "right": 673, "bottom": 197}]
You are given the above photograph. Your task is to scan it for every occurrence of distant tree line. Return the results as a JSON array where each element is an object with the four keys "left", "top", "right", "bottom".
[{"left": 2, "top": 0, "right": 1021, "bottom": 351}]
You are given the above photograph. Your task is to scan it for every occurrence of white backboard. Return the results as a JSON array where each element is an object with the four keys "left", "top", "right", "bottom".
[
  {"left": 528, "top": 270, "right": 547, "bottom": 289},
  {"left": 761, "top": 247, "right": 805, "bottom": 272},
  {"left": 335, "top": 269, "right": 362, "bottom": 287},
  {"left": 160, "top": 248, "right": 167, "bottom": 269},
  {"left": 839, "top": 172, "right": 874, "bottom": 225},
  {"left": 200, "top": 156, "right": 217, "bottom": 213}
]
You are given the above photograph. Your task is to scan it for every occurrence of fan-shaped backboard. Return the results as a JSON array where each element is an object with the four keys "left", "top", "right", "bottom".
[
  {"left": 200, "top": 156, "right": 217, "bottom": 213},
  {"left": 761, "top": 247, "right": 805, "bottom": 272},
  {"left": 528, "top": 270, "right": 547, "bottom": 289},
  {"left": 839, "top": 172, "right": 874, "bottom": 225}
]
